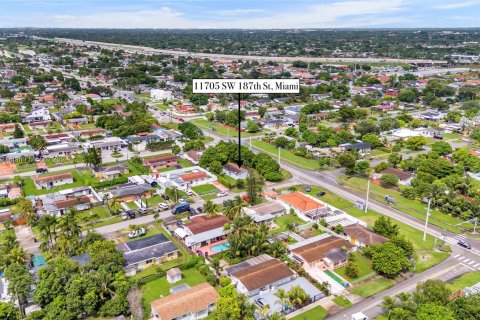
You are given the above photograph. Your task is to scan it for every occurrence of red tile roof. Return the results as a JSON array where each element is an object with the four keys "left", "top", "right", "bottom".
[{"left": 278, "top": 192, "right": 323, "bottom": 212}]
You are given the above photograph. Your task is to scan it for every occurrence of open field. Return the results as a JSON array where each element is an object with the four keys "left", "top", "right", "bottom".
[
  {"left": 192, "top": 118, "right": 264, "bottom": 138},
  {"left": 350, "top": 277, "right": 396, "bottom": 297},
  {"left": 252, "top": 140, "right": 320, "bottom": 170}
]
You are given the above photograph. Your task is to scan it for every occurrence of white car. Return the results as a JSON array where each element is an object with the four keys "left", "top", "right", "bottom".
[
  {"left": 121, "top": 211, "right": 128, "bottom": 220},
  {"left": 185, "top": 189, "right": 194, "bottom": 196},
  {"left": 158, "top": 203, "right": 169, "bottom": 210},
  {"left": 128, "top": 228, "right": 146, "bottom": 239},
  {"left": 178, "top": 198, "right": 187, "bottom": 204},
  {"left": 217, "top": 191, "right": 229, "bottom": 197}
]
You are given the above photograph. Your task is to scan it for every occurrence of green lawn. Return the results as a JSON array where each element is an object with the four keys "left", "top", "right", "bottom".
[
  {"left": 290, "top": 306, "right": 327, "bottom": 320},
  {"left": 350, "top": 277, "right": 395, "bottom": 297},
  {"left": 252, "top": 140, "right": 320, "bottom": 170},
  {"left": 86, "top": 216, "right": 123, "bottom": 229},
  {"left": 413, "top": 251, "right": 450, "bottom": 273},
  {"left": 270, "top": 213, "right": 305, "bottom": 235},
  {"left": 141, "top": 268, "right": 207, "bottom": 315},
  {"left": 178, "top": 158, "right": 193, "bottom": 168},
  {"left": 446, "top": 272, "right": 480, "bottom": 292},
  {"left": 15, "top": 162, "right": 38, "bottom": 173},
  {"left": 337, "top": 175, "right": 462, "bottom": 233},
  {"left": 22, "top": 169, "right": 99, "bottom": 196},
  {"left": 336, "top": 252, "right": 375, "bottom": 282},
  {"left": 192, "top": 118, "right": 264, "bottom": 138},
  {"left": 146, "top": 195, "right": 164, "bottom": 207},
  {"left": 192, "top": 184, "right": 219, "bottom": 195},
  {"left": 332, "top": 295, "right": 352, "bottom": 308}
]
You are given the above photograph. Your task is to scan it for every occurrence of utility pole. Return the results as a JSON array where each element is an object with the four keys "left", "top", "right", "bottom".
[
  {"left": 423, "top": 198, "right": 432, "bottom": 242},
  {"left": 364, "top": 177, "right": 370, "bottom": 213},
  {"left": 278, "top": 147, "right": 281, "bottom": 164}
]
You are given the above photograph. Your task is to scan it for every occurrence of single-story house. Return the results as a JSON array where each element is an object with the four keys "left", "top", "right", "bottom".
[
  {"left": 44, "top": 143, "right": 80, "bottom": 158},
  {"left": 244, "top": 201, "right": 286, "bottom": 223},
  {"left": 343, "top": 224, "right": 388, "bottom": 247},
  {"left": 290, "top": 236, "right": 353, "bottom": 270},
  {"left": 117, "top": 233, "right": 180, "bottom": 276},
  {"left": 183, "top": 150, "right": 203, "bottom": 165},
  {"left": 278, "top": 192, "right": 330, "bottom": 221},
  {"left": 222, "top": 163, "right": 249, "bottom": 180},
  {"left": 144, "top": 155, "right": 178, "bottom": 171},
  {"left": 150, "top": 283, "right": 219, "bottom": 320},
  {"left": 177, "top": 215, "right": 230, "bottom": 251},
  {"left": 94, "top": 164, "right": 129, "bottom": 180},
  {"left": 226, "top": 255, "right": 295, "bottom": 297},
  {"left": 43, "top": 133, "right": 71, "bottom": 145},
  {"left": 33, "top": 172, "right": 74, "bottom": 189},
  {"left": 379, "top": 167, "right": 415, "bottom": 186},
  {"left": 38, "top": 186, "right": 102, "bottom": 217},
  {"left": 0, "top": 123, "right": 17, "bottom": 133},
  {"left": 108, "top": 184, "right": 152, "bottom": 202}
]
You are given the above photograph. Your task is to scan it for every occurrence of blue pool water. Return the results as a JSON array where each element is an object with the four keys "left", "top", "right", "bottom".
[{"left": 210, "top": 242, "right": 230, "bottom": 253}]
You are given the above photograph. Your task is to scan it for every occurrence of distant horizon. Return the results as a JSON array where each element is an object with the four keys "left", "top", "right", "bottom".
[
  {"left": 4, "top": 27, "right": 480, "bottom": 31},
  {"left": 1, "top": 0, "right": 480, "bottom": 29}
]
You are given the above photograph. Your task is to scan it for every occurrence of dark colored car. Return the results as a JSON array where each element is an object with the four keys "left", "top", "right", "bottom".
[
  {"left": 458, "top": 240, "right": 472, "bottom": 249},
  {"left": 189, "top": 208, "right": 197, "bottom": 216},
  {"left": 317, "top": 191, "right": 326, "bottom": 196},
  {"left": 197, "top": 207, "right": 203, "bottom": 213},
  {"left": 162, "top": 194, "right": 170, "bottom": 200},
  {"left": 36, "top": 168, "right": 48, "bottom": 173},
  {"left": 127, "top": 210, "right": 136, "bottom": 219}
]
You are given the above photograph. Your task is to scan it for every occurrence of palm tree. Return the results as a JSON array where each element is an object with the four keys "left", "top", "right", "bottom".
[
  {"left": 210, "top": 256, "right": 223, "bottom": 280},
  {"left": 108, "top": 196, "right": 119, "bottom": 214},
  {"left": 287, "top": 285, "right": 309, "bottom": 309},
  {"left": 267, "top": 313, "right": 286, "bottom": 320},
  {"left": 224, "top": 196, "right": 246, "bottom": 219},
  {"left": 204, "top": 200, "right": 220, "bottom": 217},
  {"left": 381, "top": 296, "right": 397, "bottom": 313},
  {"left": 274, "top": 288, "right": 291, "bottom": 314},
  {"left": 37, "top": 214, "right": 57, "bottom": 251}
]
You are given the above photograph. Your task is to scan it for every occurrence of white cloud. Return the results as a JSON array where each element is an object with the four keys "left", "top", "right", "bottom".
[
  {"left": 436, "top": 1, "right": 480, "bottom": 9},
  {"left": 216, "top": 9, "right": 265, "bottom": 16}
]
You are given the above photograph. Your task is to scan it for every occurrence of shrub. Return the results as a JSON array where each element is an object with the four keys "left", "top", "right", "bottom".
[
  {"left": 380, "top": 173, "right": 399, "bottom": 188},
  {"left": 345, "top": 261, "right": 359, "bottom": 279}
]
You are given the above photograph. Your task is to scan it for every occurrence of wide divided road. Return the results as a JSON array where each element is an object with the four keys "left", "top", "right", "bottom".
[{"left": 51, "top": 37, "right": 447, "bottom": 65}]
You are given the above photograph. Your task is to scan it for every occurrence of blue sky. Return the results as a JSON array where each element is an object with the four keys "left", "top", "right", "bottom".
[{"left": 1, "top": 0, "right": 480, "bottom": 28}]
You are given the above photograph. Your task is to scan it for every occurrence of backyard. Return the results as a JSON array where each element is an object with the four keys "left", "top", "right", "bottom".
[{"left": 270, "top": 213, "right": 305, "bottom": 235}]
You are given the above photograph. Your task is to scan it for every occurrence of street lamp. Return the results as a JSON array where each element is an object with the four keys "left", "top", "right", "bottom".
[{"left": 423, "top": 198, "right": 432, "bottom": 242}]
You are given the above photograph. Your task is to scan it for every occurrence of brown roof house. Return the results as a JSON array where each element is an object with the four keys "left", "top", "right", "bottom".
[
  {"left": 176, "top": 215, "right": 230, "bottom": 250},
  {"left": 379, "top": 168, "right": 415, "bottom": 186},
  {"left": 144, "top": 155, "right": 178, "bottom": 171},
  {"left": 222, "top": 162, "right": 249, "bottom": 180},
  {"left": 150, "top": 283, "right": 219, "bottom": 320},
  {"left": 33, "top": 172, "right": 74, "bottom": 189},
  {"left": 343, "top": 223, "right": 388, "bottom": 247},
  {"left": 226, "top": 255, "right": 295, "bottom": 296},
  {"left": 290, "top": 235, "right": 353, "bottom": 270}
]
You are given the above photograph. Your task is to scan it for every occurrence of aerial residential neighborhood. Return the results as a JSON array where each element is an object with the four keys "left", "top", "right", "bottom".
[{"left": 0, "top": 2, "right": 480, "bottom": 320}]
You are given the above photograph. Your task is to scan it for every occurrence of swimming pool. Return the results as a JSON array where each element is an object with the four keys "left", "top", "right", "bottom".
[{"left": 210, "top": 242, "right": 230, "bottom": 253}]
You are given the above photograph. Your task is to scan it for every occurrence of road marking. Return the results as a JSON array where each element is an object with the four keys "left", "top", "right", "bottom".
[
  {"left": 468, "top": 261, "right": 476, "bottom": 265},
  {"left": 457, "top": 256, "right": 465, "bottom": 261},
  {"left": 473, "top": 263, "right": 480, "bottom": 268},
  {"left": 461, "top": 263, "right": 476, "bottom": 271},
  {"left": 453, "top": 254, "right": 460, "bottom": 258},
  {"left": 463, "top": 258, "right": 471, "bottom": 263}
]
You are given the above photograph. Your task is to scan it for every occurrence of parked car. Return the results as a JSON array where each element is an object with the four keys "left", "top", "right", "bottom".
[
  {"left": 161, "top": 194, "right": 170, "bottom": 200},
  {"left": 158, "top": 203, "right": 169, "bottom": 210},
  {"left": 458, "top": 240, "right": 472, "bottom": 249},
  {"left": 178, "top": 198, "right": 187, "bottom": 204},
  {"left": 121, "top": 211, "right": 128, "bottom": 220},
  {"left": 127, "top": 210, "right": 136, "bottom": 219},
  {"left": 36, "top": 168, "right": 48, "bottom": 173},
  {"left": 185, "top": 189, "right": 194, "bottom": 196},
  {"left": 137, "top": 208, "right": 148, "bottom": 215},
  {"left": 189, "top": 208, "right": 197, "bottom": 216},
  {"left": 172, "top": 203, "right": 190, "bottom": 215},
  {"left": 305, "top": 185, "right": 311, "bottom": 192},
  {"left": 197, "top": 207, "right": 203, "bottom": 213},
  {"left": 128, "top": 228, "right": 146, "bottom": 238},
  {"left": 317, "top": 191, "right": 326, "bottom": 197},
  {"left": 217, "top": 191, "right": 229, "bottom": 197}
]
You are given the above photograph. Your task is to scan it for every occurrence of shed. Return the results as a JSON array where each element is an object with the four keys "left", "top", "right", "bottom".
[{"left": 166, "top": 267, "right": 183, "bottom": 284}]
